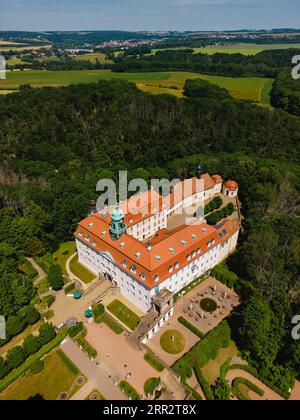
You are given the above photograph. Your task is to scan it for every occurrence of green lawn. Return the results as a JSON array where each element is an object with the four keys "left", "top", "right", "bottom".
[
  {"left": 69, "top": 254, "right": 95, "bottom": 284},
  {"left": 0, "top": 348, "right": 79, "bottom": 400},
  {"left": 107, "top": 299, "right": 140, "bottom": 330},
  {"left": 35, "top": 241, "right": 76, "bottom": 278},
  {"left": 0, "top": 69, "right": 274, "bottom": 104},
  {"left": 201, "top": 340, "right": 238, "bottom": 385},
  {"left": 160, "top": 330, "right": 186, "bottom": 355},
  {"left": 53, "top": 241, "right": 76, "bottom": 277}
]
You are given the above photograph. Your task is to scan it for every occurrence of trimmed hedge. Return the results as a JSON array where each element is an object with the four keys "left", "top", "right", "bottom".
[
  {"left": 211, "top": 265, "right": 238, "bottom": 289},
  {"left": 178, "top": 317, "right": 205, "bottom": 338},
  {"left": 119, "top": 380, "right": 141, "bottom": 400},
  {"left": 76, "top": 333, "right": 97, "bottom": 359},
  {"left": 173, "top": 321, "right": 231, "bottom": 382},
  {"left": 0, "top": 327, "right": 67, "bottom": 392},
  {"left": 68, "top": 322, "right": 84, "bottom": 338},
  {"left": 92, "top": 303, "right": 105, "bottom": 319},
  {"left": 144, "top": 352, "right": 165, "bottom": 372},
  {"left": 228, "top": 364, "right": 290, "bottom": 400},
  {"left": 194, "top": 367, "right": 214, "bottom": 400},
  {"left": 220, "top": 357, "right": 232, "bottom": 379},
  {"left": 64, "top": 283, "right": 75, "bottom": 294},
  {"left": 232, "top": 377, "right": 264, "bottom": 400}
]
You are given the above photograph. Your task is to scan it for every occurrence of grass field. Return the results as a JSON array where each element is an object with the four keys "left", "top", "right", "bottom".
[
  {"left": 151, "top": 43, "right": 300, "bottom": 56},
  {"left": 0, "top": 349, "right": 79, "bottom": 400},
  {"left": 73, "top": 52, "right": 113, "bottom": 64},
  {"left": 0, "top": 69, "right": 274, "bottom": 104},
  {"left": 35, "top": 241, "right": 76, "bottom": 277},
  {"left": 0, "top": 44, "right": 52, "bottom": 52}
]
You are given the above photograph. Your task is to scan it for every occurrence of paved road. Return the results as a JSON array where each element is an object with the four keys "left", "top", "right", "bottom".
[{"left": 60, "top": 338, "right": 127, "bottom": 400}]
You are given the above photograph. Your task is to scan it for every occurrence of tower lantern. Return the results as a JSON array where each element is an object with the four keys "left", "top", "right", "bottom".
[
  {"left": 109, "top": 202, "right": 127, "bottom": 240},
  {"left": 195, "top": 163, "right": 202, "bottom": 180}
]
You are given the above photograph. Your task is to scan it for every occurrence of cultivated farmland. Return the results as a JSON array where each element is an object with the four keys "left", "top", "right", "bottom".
[{"left": 0, "top": 69, "right": 274, "bottom": 104}]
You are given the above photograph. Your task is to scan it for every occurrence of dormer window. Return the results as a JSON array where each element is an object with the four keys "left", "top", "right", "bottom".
[
  {"left": 192, "top": 234, "right": 197, "bottom": 239},
  {"left": 168, "top": 265, "right": 174, "bottom": 273},
  {"left": 120, "top": 242, "right": 125, "bottom": 248},
  {"left": 175, "top": 262, "right": 179, "bottom": 269},
  {"left": 88, "top": 223, "right": 94, "bottom": 228},
  {"left": 122, "top": 259, "right": 127, "bottom": 268},
  {"left": 186, "top": 253, "right": 191, "bottom": 261},
  {"left": 202, "top": 228, "right": 207, "bottom": 233},
  {"left": 92, "top": 240, "right": 96, "bottom": 247},
  {"left": 101, "top": 231, "right": 106, "bottom": 237},
  {"left": 181, "top": 240, "right": 187, "bottom": 246},
  {"left": 197, "top": 247, "right": 201, "bottom": 255},
  {"left": 135, "top": 252, "right": 141, "bottom": 259},
  {"left": 169, "top": 247, "right": 175, "bottom": 254},
  {"left": 154, "top": 274, "right": 160, "bottom": 282},
  {"left": 79, "top": 231, "right": 83, "bottom": 237},
  {"left": 192, "top": 251, "right": 196, "bottom": 258},
  {"left": 140, "top": 272, "right": 146, "bottom": 281},
  {"left": 156, "top": 255, "right": 162, "bottom": 262},
  {"left": 85, "top": 234, "right": 89, "bottom": 241},
  {"left": 130, "top": 265, "right": 136, "bottom": 274}
]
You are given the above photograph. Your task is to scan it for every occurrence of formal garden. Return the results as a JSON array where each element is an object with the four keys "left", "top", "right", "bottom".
[{"left": 0, "top": 348, "right": 82, "bottom": 400}]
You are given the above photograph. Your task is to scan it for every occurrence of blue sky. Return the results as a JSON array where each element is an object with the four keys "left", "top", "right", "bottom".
[{"left": 0, "top": 0, "right": 299, "bottom": 31}]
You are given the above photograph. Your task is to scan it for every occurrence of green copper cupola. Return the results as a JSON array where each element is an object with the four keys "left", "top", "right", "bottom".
[{"left": 109, "top": 202, "right": 127, "bottom": 240}]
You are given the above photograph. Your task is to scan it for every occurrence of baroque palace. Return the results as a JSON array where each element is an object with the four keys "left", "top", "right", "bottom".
[{"left": 75, "top": 168, "right": 240, "bottom": 314}]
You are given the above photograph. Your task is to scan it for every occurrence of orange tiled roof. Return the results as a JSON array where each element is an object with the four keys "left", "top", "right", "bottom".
[
  {"left": 75, "top": 213, "right": 239, "bottom": 289},
  {"left": 224, "top": 180, "right": 238, "bottom": 191}
]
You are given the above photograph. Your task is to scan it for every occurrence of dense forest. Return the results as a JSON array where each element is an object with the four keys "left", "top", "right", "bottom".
[
  {"left": 271, "top": 69, "right": 300, "bottom": 116},
  {"left": 113, "top": 48, "right": 300, "bottom": 77},
  {"left": 0, "top": 79, "right": 299, "bottom": 391}
]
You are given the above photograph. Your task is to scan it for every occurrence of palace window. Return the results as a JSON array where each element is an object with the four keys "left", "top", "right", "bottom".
[{"left": 130, "top": 265, "right": 136, "bottom": 274}]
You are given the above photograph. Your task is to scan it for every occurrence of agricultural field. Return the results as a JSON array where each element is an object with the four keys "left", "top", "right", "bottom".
[
  {"left": 0, "top": 70, "right": 274, "bottom": 104},
  {"left": 151, "top": 43, "right": 300, "bottom": 56},
  {"left": 5, "top": 56, "right": 27, "bottom": 66},
  {"left": 0, "top": 44, "right": 52, "bottom": 52},
  {"left": 73, "top": 52, "right": 113, "bottom": 64}
]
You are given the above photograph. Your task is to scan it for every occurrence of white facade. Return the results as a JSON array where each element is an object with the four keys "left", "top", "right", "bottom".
[{"left": 76, "top": 229, "right": 238, "bottom": 313}]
